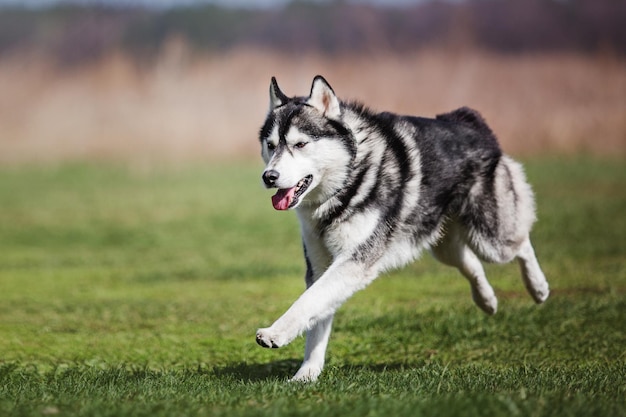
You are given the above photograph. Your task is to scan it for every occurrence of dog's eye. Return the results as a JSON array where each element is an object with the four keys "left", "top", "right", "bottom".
[
  {"left": 267, "top": 142, "right": 276, "bottom": 151},
  {"left": 294, "top": 142, "right": 307, "bottom": 149}
]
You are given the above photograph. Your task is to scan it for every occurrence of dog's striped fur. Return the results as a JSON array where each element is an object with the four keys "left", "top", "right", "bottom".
[{"left": 256, "top": 76, "right": 549, "bottom": 381}]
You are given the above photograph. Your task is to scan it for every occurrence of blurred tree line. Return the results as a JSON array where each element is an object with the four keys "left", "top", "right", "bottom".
[{"left": 0, "top": 0, "right": 624, "bottom": 65}]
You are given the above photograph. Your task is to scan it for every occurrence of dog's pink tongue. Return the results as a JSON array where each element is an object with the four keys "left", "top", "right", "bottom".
[{"left": 271, "top": 187, "right": 296, "bottom": 210}]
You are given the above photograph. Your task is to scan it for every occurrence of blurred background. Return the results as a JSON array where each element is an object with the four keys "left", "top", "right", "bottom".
[{"left": 0, "top": 0, "right": 624, "bottom": 165}]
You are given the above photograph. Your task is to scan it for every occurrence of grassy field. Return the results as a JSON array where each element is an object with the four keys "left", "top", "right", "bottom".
[{"left": 0, "top": 157, "right": 624, "bottom": 416}]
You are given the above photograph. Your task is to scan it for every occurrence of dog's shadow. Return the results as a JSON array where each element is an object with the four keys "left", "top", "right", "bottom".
[
  {"left": 214, "top": 360, "right": 410, "bottom": 382},
  {"left": 213, "top": 359, "right": 301, "bottom": 382}
]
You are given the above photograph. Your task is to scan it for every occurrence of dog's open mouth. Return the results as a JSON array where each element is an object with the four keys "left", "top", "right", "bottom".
[{"left": 271, "top": 175, "right": 313, "bottom": 210}]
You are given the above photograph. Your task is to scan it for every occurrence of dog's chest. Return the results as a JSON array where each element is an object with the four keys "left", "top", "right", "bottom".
[{"left": 327, "top": 210, "right": 380, "bottom": 250}]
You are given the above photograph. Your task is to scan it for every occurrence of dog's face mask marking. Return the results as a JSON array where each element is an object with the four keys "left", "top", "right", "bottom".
[
  {"left": 259, "top": 76, "right": 355, "bottom": 210},
  {"left": 261, "top": 122, "right": 315, "bottom": 210}
]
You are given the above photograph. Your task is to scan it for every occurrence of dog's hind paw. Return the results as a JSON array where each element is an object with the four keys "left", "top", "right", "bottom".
[
  {"left": 255, "top": 328, "right": 285, "bottom": 349},
  {"left": 528, "top": 282, "right": 550, "bottom": 304},
  {"left": 471, "top": 286, "right": 498, "bottom": 315}
]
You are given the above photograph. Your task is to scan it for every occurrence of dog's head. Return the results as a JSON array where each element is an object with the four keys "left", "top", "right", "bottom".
[{"left": 259, "top": 76, "right": 356, "bottom": 211}]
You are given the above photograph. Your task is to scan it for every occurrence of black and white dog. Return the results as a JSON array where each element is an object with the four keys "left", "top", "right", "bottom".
[{"left": 256, "top": 76, "right": 549, "bottom": 381}]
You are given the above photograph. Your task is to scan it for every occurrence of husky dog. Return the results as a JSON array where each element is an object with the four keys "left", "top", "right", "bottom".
[{"left": 256, "top": 75, "right": 549, "bottom": 382}]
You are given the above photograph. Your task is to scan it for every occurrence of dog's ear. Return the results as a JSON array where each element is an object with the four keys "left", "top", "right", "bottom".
[
  {"left": 308, "top": 75, "right": 341, "bottom": 119},
  {"left": 269, "top": 77, "right": 288, "bottom": 110}
]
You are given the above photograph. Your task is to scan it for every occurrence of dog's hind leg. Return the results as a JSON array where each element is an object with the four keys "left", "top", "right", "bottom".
[
  {"left": 462, "top": 156, "right": 549, "bottom": 304},
  {"left": 516, "top": 237, "right": 549, "bottom": 304},
  {"left": 292, "top": 315, "right": 334, "bottom": 382},
  {"left": 431, "top": 223, "right": 498, "bottom": 315}
]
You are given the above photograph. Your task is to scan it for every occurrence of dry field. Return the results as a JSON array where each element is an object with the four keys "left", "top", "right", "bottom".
[{"left": 0, "top": 47, "right": 624, "bottom": 165}]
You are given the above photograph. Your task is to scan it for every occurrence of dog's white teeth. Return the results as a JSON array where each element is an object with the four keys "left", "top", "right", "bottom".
[{"left": 293, "top": 176, "right": 312, "bottom": 199}]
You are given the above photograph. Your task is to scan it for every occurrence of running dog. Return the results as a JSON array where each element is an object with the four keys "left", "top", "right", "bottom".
[{"left": 256, "top": 75, "right": 549, "bottom": 381}]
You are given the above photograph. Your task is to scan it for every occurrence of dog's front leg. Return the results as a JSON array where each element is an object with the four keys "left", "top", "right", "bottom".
[
  {"left": 256, "top": 259, "right": 374, "bottom": 352},
  {"left": 290, "top": 315, "right": 334, "bottom": 382}
]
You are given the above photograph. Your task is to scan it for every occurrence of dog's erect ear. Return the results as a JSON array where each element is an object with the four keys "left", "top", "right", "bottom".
[
  {"left": 308, "top": 75, "right": 341, "bottom": 119},
  {"left": 269, "top": 77, "right": 288, "bottom": 110}
]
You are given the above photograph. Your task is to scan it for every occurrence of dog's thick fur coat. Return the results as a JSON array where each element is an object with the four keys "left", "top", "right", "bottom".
[{"left": 256, "top": 76, "right": 549, "bottom": 381}]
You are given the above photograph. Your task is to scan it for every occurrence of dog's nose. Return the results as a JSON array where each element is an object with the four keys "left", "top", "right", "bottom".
[{"left": 262, "top": 169, "right": 280, "bottom": 187}]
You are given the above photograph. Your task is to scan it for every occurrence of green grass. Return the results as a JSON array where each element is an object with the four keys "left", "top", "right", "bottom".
[{"left": 0, "top": 157, "right": 624, "bottom": 416}]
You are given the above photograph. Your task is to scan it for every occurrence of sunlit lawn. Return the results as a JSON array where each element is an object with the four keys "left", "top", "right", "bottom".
[{"left": 0, "top": 157, "right": 624, "bottom": 416}]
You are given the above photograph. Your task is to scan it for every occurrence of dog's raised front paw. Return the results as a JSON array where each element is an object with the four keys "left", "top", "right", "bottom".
[{"left": 255, "top": 328, "right": 285, "bottom": 349}]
